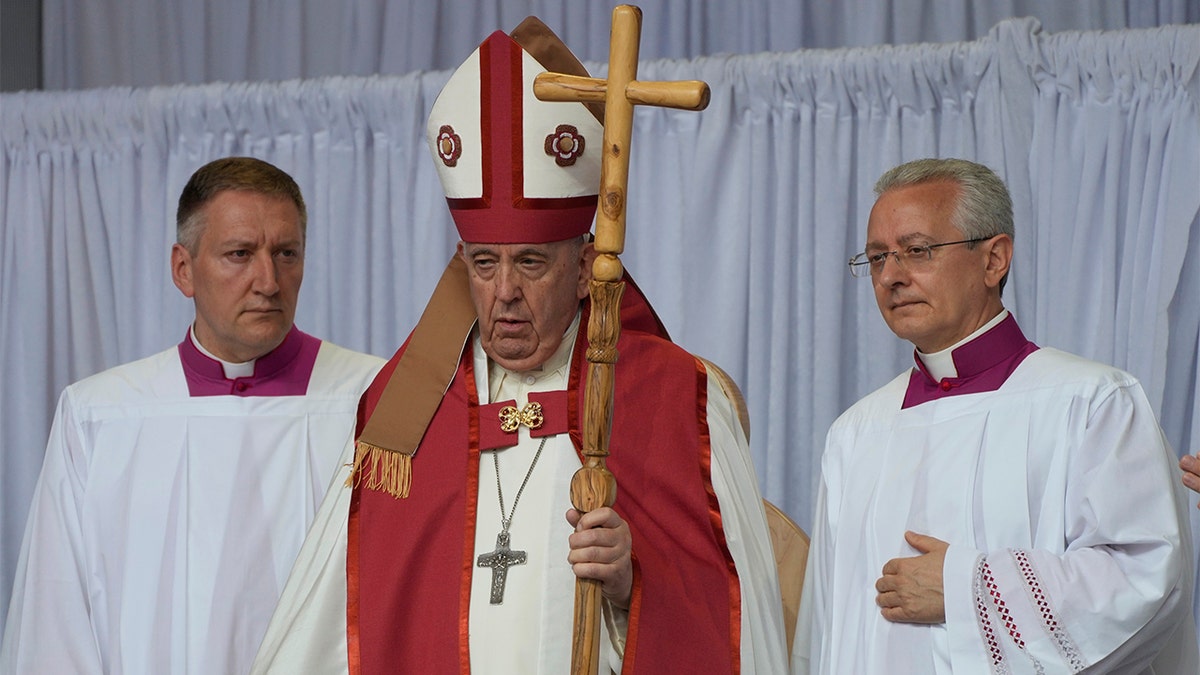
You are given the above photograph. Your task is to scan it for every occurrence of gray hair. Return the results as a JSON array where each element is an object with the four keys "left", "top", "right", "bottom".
[
  {"left": 874, "top": 158, "right": 1013, "bottom": 293},
  {"left": 176, "top": 157, "right": 307, "bottom": 253},
  {"left": 875, "top": 158, "right": 1013, "bottom": 242}
]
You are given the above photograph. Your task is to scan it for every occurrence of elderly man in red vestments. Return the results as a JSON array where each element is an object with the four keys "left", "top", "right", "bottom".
[{"left": 252, "top": 17, "right": 787, "bottom": 675}]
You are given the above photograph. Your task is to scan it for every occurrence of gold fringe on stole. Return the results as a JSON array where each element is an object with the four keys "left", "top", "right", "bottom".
[
  {"left": 344, "top": 255, "right": 476, "bottom": 500},
  {"left": 346, "top": 440, "right": 413, "bottom": 499}
]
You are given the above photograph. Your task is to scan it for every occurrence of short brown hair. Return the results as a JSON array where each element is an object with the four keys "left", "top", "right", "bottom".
[{"left": 176, "top": 157, "right": 307, "bottom": 252}]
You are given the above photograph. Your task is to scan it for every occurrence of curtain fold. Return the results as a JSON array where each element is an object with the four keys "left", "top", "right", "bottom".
[
  {"left": 4, "top": 17, "right": 1199, "bottom": 642},
  {"left": 40, "top": 0, "right": 1199, "bottom": 90}
]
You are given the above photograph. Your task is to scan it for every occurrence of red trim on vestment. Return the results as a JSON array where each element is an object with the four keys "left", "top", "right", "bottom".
[
  {"left": 479, "top": 41, "right": 494, "bottom": 210},
  {"left": 622, "top": 556, "right": 645, "bottom": 672},
  {"left": 347, "top": 485, "right": 363, "bottom": 675},
  {"left": 460, "top": 352, "right": 481, "bottom": 674},
  {"left": 345, "top": 345, "right": 409, "bottom": 675},
  {"left": 506, "top": 42, "right": 523, "bottom": 210},
  {"left": 694, "top": 357, "right": 742, "bottom": 673}
]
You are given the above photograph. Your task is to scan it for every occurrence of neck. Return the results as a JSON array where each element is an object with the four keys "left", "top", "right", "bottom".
[
  {"left": 918, "top": 308, "right": 1008, "bottom": 380},
  {"left": 189, "top": 326, "right": 256, "bottom": 379}
]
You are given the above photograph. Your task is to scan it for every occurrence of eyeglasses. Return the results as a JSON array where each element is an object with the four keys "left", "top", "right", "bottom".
[{"left": 848, "top": 236, "right": 995, "bottom": 278}]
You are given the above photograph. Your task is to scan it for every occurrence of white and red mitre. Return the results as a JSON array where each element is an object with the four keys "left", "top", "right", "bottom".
[{"left": 427, "top": 20, "right": 603, "bottom": 244}]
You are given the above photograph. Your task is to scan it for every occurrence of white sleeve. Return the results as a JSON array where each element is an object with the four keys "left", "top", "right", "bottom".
[
  {"left": 705, "top": 371, "right": 791, "bottom": 674},
  {"left": 942, "top": 381, "right": 1197, "bottom": 671},
  {"left": 0, "top": 389, "right": 105, "bottom": 673},
  {"left": 250, "top": 440, "right": 356, "bottom": 675}
]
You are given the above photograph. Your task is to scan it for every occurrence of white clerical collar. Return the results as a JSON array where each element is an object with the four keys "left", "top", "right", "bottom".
[
  {"left": 189, "top": 325, "right": 256, "bottom": 379},
  {"left": 488, "top": 311, "right": 581, "bottom": 403},
  {"left": 917, "top": 309, "right": 1009, "bottom": 381}
]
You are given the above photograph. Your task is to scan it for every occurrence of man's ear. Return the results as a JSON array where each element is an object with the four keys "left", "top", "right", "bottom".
[
  {"left": 983, "top": 234, "right": 1013, "bottom": 290},
  {"left": 577, "top": 241, "right": 598, "bottom": 301},
  {"left": 171, "top": 243, "right": 196, "bottom": 298}
]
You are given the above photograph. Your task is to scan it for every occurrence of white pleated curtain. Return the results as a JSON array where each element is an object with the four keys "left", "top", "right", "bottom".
[
  {"left": 40, "top": 0, "right": 1197, "bottom": 89},
  {"left": 2, "top": 18, "right": 1199, "bottom": 636}
]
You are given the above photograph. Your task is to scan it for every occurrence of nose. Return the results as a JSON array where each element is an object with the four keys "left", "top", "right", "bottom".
[
  {"left": 251, "top": 251, "right": 281, "bottom": 295},
  {"left": 494, "top": 262, "right": 523, "bottom": 304},
  {"left": 874, "top": 252, "right": 909, "bottom": 287}
]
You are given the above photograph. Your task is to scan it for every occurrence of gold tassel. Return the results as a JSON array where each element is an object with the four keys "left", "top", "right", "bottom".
[{"left": 346, "top": 440, "right": 412, "bottom": 499}]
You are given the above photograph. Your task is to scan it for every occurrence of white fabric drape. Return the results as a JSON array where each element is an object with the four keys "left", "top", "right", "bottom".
[
  {"left": 39, "top": 0, "right": 1198, "bottom": 90},
  {"left": 4, "top": 18, "right": 1199, "bottom": 646}
]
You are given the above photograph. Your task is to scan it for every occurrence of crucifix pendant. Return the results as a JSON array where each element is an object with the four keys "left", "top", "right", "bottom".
[{"left": 476, "top": 531, "right": 527, "bottom": 604}]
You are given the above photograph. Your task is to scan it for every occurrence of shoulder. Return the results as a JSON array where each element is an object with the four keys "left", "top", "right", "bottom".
[
  {"left": 1021, "top": 347, "right": 1136, "bottom": 381},
  {"left": 64, "top": 346, "right": 186, "bottom": 407},
  {"left": 314, "top": 340, "right": 386, "bottom": 371},
  {"left": 619, "top": 329, "right": 699, "bottom": 367},
  {"left": 311, "top": 341, "right": 386, "bottom": 393},
  {"left": 1013, "top": 348, "right": 1142, "bottom": 398},
  {"left": 829, "top": 370, "right": 911, "bottom": 434}
]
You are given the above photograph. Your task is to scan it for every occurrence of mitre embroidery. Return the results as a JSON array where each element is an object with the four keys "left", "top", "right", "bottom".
[{"left": 544, "top": 124, "right": 585, "bottom": 167}]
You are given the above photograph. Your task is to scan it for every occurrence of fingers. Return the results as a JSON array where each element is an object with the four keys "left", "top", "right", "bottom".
[
  {"left": 876, "top": 534, "right": 948, "bottom": 624},
  {"left": 904, "top": 530, "right": 948, "bottom": 553},
  {"left": 564, "top": 507, "right": 633, "bottom": 608},
  {"left": 1180, "top": 455, "right": 1200, "bottom": 494},
  {"left": 567, "top": 506, "right": 622, "bottom": 532},
  {"left": 566, "top": 508, "right": 630, "bottom": 559},
  {"left": 565, "top": 508, "right": 583, "bottom": 528}
]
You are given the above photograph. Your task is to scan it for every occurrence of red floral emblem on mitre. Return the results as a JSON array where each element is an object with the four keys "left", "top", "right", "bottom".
[
  {"left": 544, "top": 124, "right": 585, "bottom": 167},
  {"left": 436, "top": 125, "right": 462, "bottom": 167}
]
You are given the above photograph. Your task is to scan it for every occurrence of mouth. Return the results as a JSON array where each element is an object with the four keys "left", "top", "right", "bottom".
[
  {"left": 493, "top": 317, "right": 530, "bottom": 334},
  {"left": 889, "top": 299, "right": 923, "bottom": 311}
]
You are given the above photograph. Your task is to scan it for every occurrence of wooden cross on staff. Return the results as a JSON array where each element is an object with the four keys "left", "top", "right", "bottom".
[{"left": 533, "top": 5, "right": 710, "bottom": 674}]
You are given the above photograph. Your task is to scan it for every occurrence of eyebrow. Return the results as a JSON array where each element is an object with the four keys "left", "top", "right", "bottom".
[
  {"left": 217, "top": 238, "right": 303, "bottom": 248},
  {"left": 465, "top": 246, "right": 549, "bottom": 258},
  {"left": 865, "top": 232, "right": 934, "bottom": 250}
]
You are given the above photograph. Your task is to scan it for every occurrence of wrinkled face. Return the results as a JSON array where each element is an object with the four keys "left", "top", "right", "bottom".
[
  {"left": 866, "top": 181, "right": 1009, "bottom": 353},
  {"left": 171, "top": 190, "right": 305, "bottom": 363},
  {"left": 458, "top": 238, "right": 592, "bottom": 371}
]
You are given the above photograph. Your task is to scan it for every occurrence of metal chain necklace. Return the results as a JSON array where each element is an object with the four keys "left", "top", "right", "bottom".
[{"left": 476, "top": 435, "right": 549, "bottom": 604}]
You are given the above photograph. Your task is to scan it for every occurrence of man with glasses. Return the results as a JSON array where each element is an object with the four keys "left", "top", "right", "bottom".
[{"left": 793, "top": 158, "right": 1196, "bottom": 673}]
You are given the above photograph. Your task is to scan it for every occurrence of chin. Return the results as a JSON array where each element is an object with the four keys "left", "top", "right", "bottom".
[{"left": 884, "top": 319, "right": 925, "bottom": 345}]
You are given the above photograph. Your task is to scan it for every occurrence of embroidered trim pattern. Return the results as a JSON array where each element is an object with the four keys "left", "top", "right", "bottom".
[
  {"left": 544, "top": 124, "right": 585, "bottom": 166},
  {"left": 1013, "top": 550, "right": 1087, "bottom": 672},
  {"left": 974, "top": 557, "right": 1010, "bottom": 674},
  {"left": 982, "top": 555, "right": 1046, "bottom": 674},
  {"left": 436, "top": 124, "right": 462, "bottom": 167},
  {"left": 982, "top": 560, "right": 1026, "bottom": 650}
]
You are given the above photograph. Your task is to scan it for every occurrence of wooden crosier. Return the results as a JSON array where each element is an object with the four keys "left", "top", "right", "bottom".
[{"left": 533, "top": 5, "right": 710, "bottom": 674}]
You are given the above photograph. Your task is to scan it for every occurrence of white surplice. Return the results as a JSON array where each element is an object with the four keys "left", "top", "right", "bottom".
[
  {"left": 794, "top": 347, "right": 1198, "bottom": 674},
  {"left": 0, "top": 340, "right": 382, "bottom": 675},
  {"left": 251, "top": 320, "right": 788, "bottom": 674}
]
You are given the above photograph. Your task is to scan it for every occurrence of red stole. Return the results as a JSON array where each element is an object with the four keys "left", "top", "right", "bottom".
[{"left": 347, "top": 313, "right": 741, "bottom": 673}]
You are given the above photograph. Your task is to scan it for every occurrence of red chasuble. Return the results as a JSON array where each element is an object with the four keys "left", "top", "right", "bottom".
[{"left": 346, "top": 284, "right": 741, "bottom": 674}]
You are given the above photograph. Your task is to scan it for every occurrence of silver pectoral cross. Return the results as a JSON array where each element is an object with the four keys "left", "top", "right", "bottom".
[{"left": 476, "top": 531, "right": 527, "bottom": 604}]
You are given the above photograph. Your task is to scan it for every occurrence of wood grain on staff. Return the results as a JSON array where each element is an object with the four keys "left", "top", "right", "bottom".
[{"left": 533, "top": 4, "right": 710, "bottom": 673}]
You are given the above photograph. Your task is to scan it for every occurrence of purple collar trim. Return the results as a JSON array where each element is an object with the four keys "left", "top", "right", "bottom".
[
  {"left": 901, "top": 314, "right": 1038, "bottom": 409},
  {"left": 178, "top": 325, "right": 321, "bottom": 397}
]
